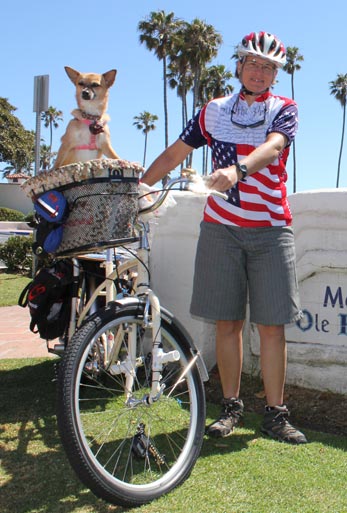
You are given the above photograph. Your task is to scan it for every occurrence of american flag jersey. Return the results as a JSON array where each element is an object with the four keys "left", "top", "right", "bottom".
[{"left": 180, "top": 91, "right": 298, "bottom": 227}]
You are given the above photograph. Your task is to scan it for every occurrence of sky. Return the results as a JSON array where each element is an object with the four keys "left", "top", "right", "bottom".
[{"left": 2, "top": 0, "right": 347, "bottom": 194}]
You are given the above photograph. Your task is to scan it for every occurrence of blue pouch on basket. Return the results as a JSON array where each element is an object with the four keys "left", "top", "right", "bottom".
[
  {"left": 32, "top": 190, "right": 69, "bottom": 256},
  {"left": 42, "top": 225, "right": 64, "bottom": 253},
  {"left": 34, "top": 190, "right": 67, "bottom": 222}
]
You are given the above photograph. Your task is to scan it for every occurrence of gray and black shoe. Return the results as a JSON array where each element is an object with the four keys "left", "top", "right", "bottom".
[
  {"left": 206, "top": 397, "right": 244, "bottom": 438},
  {"left": 261, "top": 405, "right": 308, "bottom": 444}
]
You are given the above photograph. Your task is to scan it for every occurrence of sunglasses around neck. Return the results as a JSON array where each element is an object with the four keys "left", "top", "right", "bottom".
[{"left": 230, "top": 99, "right": 267, "bottom": 129}]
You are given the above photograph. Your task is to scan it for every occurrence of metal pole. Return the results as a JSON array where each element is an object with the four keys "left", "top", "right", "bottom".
[
  {"left": 33, "top": 75, "right": 49, "bottom": 176},
  {"left": 34, "top": 111, "right": 41, "bottom": 176},
  {"left": 32, "top": 75, "right": 49, "bottom": 275}
]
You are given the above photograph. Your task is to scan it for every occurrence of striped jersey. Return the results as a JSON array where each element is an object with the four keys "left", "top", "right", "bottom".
[{"left": 179, "top": 91, "right": 298, "bottom": 227}]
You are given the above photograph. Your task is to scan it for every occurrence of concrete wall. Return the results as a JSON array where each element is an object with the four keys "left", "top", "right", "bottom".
[
  {"left": 3, "top": 180, "right": 347, "bottom": 394},
  {"left": 0, "top": 183, "right": 33, "bottom": 214},
  {"left": 149, "top": 193, "right": 217, "bottom": 372},
  {"left": 150, "top": 189, "right": 347, "bottom": 395}
]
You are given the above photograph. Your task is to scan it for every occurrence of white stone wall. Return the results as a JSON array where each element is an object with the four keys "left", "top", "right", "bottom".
[
  {"left": 286, "top": 189, "right": 347, "bottom": 393},
  {"left": 3, "top": 181, "right": 347, "bottom": 393},
  {"left": 150, "top": 189, "right": 347, "bottom": 394},
  {"left": 149, "top": 192, "right": 217, "bottom": 371},
  {"left": 0, "top": 183, "right": 33, "bottom": 214}
]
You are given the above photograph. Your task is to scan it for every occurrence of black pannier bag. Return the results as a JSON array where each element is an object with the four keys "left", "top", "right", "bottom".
[{"left": 18, "top": 259, "right": 73, "bottom": 340}]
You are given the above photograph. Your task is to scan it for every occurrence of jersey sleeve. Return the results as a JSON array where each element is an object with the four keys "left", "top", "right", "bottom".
[
  {"left": 267, "top": 101, "right": 298, "bottom": 145},
  {"left": 179, "top": 109, "right": 208, "bottom": 149}
]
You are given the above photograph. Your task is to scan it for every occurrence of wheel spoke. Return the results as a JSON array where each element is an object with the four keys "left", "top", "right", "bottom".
[{"left": 57, "top": 305, "right": 205, "bottom": 507}]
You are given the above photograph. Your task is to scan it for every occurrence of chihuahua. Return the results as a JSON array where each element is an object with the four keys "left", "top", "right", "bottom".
[{"left": 53, "top": 66, "right": 120, "bottom": 169}]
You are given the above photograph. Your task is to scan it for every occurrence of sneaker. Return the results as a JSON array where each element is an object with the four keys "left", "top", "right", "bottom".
[
  {"left": 206, "top": 397, "right": 244, "bottom": 438},
  {"left": 261, "top": 405, "right": 308, "bottom": 444}
]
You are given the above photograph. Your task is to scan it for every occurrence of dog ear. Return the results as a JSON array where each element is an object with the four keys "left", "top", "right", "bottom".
[
  {"left": 102, "top": 69, "right": 117, "bottom": 88},
  {"left": 64, "top": 66, "right": 80, "bottom": 85}
]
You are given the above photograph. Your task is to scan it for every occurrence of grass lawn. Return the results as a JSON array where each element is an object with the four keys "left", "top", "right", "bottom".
[
  {"left": 0, "top": 272, "right": 31, "bottom": 307},
  {"left": 1, "top": 358, "right": 347, "bottom": 513}
]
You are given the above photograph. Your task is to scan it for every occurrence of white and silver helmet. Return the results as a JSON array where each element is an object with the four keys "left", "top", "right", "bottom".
[{"left": 237, "top": 31, "right": 286, "bottom": 68}]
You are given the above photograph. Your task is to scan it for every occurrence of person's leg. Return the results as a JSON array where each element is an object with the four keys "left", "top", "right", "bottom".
[
  {"left": 206, "top": 319, "right": 245, "bottom": 437},
  {"left": 257, "top": 323, "right": 286, "bottom": 406},
  {"left": 216, "top": 319, "right": 244, "bottom": 398},
  {"left": 257, "top": 323, "right": 307, "bottom": 444},
  {"left": 189, "top": 223, "right": 248, "bottom": 438}
]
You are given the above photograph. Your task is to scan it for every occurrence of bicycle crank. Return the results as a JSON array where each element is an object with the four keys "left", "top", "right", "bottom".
[{"left": 131, "top": 422, "right": 166, "bottom": 466}]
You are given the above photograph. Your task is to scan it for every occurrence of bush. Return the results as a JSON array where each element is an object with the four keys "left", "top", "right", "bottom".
[
  {"left": 0, "top": 207, "right": 26, "bottom": 221},
  {"left": 24, "top": 211, "right": 35, "bottom": 224},
  {"left": 0, "top": 234, "right": 33, "bottom": 273}
]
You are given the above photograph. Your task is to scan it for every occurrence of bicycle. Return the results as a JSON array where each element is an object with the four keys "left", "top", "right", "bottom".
[{"left": 22, "top": 159, "right": 223, "bottom": 507}]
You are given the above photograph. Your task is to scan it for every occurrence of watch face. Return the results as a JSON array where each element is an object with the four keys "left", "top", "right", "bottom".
[{"left": 237, "top": 163, "right": 247, "bottom": 180}]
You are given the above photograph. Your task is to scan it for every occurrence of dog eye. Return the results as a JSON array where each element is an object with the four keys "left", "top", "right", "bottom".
[{"left": 91, "top": 82, "right": 100, "bottom": 88}]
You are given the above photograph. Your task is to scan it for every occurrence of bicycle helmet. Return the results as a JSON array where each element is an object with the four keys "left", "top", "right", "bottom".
[{"left": 237, "top": 31, "right": 286, "bottom": 68}]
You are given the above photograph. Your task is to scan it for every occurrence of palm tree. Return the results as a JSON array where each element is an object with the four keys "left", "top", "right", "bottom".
[
  {"left": 198, "top": 65, "right": 234, "bottom": 175},
  {"left": 138, "top": 11, "right": 183, "bottom": 149},
  {"left": 167, "top": 25, "right": 194, "bottom": 131},
  {"left": 133, "top": 111, "right": 158, "bottom": 167},
  {"left": 40, "top": 143, "right": 56, "bottom": 170},
  {"left": 41, "top": 106, "right": 63, "bottom": 155},
  {"left": 198, "top": 64, "right": 234, "bottom": 105},
  {"left": 179, "top": 19, "right": 222, "bottom": 119},
  {"left": 329, "top": 74, "right": 347, "bottom": 188},
  {"left": 283, "top": 47, "right": 304, "bottom": 193},
  {"left": 172, "top": 19, "right": 222, "bottom": 170}
]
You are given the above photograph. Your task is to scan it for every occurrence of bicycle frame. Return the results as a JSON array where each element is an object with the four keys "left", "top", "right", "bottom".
[
  {"left": 57, "top": 177, "right": 213, "bottom": 393},
  {"left": 65, "top": 177, "right": 191, "bottom": 337},
  {"left": 55, "top": 173, "right": 219, "bottom": 506}
]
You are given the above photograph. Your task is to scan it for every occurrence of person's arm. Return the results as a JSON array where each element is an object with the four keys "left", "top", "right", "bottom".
[
  {"left": 207, "top": 132, "right": 287, "bottom": 192},
  {"left": 141, "top": 139, "right": 193, "bottom": 186}
]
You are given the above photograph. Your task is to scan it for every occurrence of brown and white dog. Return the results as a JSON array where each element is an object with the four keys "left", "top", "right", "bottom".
[{"left": 53, "top": 66, "right": 120, "bottom": 169}]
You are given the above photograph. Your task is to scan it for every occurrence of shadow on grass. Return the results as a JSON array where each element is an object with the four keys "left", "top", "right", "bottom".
[
  {"left": 1, "top": 358, "right": 347, "bottom": 513},
  {"left": 0, "top": 359, "right": 127, "bottom": 513}
]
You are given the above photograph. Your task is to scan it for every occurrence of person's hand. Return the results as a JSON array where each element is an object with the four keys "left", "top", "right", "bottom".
[{"left": 204, "top": 166, "right": 238, "bottom": 192}]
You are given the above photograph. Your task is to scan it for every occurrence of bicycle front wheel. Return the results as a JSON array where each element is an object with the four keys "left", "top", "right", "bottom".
[{"left": 57, "top": 302, "right": 206, "bottom": 507}]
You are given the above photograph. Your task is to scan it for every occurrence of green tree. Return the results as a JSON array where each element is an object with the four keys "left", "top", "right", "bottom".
[
  {"left": 198, "top": 65, "right": 234, "bottom": 175},
  {"left": 198, "top": 64, "right": 234, "bottom": 105},
  {"left": 41, "top": 106, "right": 63, "bottom": 158},
  {"left": 170, "top": 19, "right": 222, "bottom": 170},
  {"left": 330, "top": 74, "right": 347, "bottom": 188},
  {"left": 40, "top": 143, "right": 56, "bottom": 171},
  {"left": 283, "top": 47, "right": 304, "bottom": 192},
  {"left": 133, "top": 111, "right": 159, "bottom": 167},
  {"left": 179, "top": 19, "right": 222, "bottom": 118},
  {"left": 0, "top": 97, "right": 35, "bottom": 176},
  {"left": 167, "top": 28, "right": 194, "bottom": 131},
  {"left": 138, "top": 10, "right": 183, "bottom": 149}
]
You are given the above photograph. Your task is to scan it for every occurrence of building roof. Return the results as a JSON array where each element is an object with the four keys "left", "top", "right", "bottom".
[{"left": 6, "top": 173, "right": 30, "bottom": 179}]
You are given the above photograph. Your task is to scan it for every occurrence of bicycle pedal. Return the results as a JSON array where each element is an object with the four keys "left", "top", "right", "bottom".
[
  {"left": 50, "top": 343, "right": 65, "bottom": 355},
  {"left": 131, "top": 423, "right": 165, "bottom": 465}
]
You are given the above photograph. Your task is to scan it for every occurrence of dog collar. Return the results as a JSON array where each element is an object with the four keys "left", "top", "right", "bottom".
[{"left": 80, "top": 110, "right": 101, "bottom": 122}]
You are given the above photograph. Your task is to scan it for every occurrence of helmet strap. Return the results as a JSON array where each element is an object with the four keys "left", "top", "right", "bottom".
[{"left": 241, "top": 85, "right": 269, "bottom": 96}]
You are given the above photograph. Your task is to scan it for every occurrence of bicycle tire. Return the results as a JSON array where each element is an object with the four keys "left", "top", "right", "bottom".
[{"left": 57, "top": 301, "right": 206, "bottom": 507}]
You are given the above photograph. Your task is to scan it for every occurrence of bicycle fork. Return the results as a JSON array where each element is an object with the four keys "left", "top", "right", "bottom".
[{"left": 109, "top": 290, "right": 180, "bottom": 407}]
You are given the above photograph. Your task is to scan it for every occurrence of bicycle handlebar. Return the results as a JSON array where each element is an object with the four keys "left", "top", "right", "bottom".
[{"left": 138, "top": 176, "right": 228, "bottom": 215}]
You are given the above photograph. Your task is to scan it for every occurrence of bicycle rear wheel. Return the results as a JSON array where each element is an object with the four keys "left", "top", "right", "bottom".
[{"left": 57, "top": 301, "right": 206, "bottom": 507}]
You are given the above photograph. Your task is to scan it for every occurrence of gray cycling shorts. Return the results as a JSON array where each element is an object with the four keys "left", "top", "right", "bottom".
[{"left": 190, "top": 221, "right": 302, "bottom": 325}]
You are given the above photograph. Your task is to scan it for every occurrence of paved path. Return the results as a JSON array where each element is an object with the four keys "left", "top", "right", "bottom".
[{"left": 0, "top": 305, "right": 55, "bottom": 359}]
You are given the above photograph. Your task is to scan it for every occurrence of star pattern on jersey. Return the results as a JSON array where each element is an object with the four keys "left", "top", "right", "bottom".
[
  {"left": 211, "top": 140, "right": 237, "bottom": 169},
  {"left": 226, "top": 187, "right": 241, "bottom": 207},
  {"left": 182, "top": 119, "right": 195, "bottom": 139}
]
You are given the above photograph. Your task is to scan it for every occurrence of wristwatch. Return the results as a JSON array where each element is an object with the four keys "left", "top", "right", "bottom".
[{"left": 235, "top": 162, "right": 248, "bottom": 182}]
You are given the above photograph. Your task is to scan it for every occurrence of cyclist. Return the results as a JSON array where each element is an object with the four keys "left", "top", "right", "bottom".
[{"left": 141, "top": 31, "right": 307, "bottom": 444}]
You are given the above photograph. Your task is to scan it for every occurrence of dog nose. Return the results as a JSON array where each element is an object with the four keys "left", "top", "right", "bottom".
[{"left": 82, "top": 88, "right": 93, "bottom": 100}]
